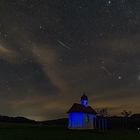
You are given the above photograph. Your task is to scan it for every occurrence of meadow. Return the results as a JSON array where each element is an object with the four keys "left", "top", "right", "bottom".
[{"left": 0, "top": 123, "right": 139, "bottom": 140}]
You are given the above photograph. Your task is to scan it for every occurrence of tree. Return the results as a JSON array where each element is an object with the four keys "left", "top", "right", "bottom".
[
  {"left": 121, "top": 110, "right": 132, "bottom": 129},
  {"left": 97, "top": 108, "right": 108, "bottom": 117},
  {"left": 97, "top": 108, "right": 108, "bottom": 130}
]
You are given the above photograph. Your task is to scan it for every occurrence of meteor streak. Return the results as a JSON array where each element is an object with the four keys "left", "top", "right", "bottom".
[
  {"left": 57, "top": 40, "right": 71, "bottom": 50},
  {"left": 100, "top": 66, "right": 112, "bottom": 76}
]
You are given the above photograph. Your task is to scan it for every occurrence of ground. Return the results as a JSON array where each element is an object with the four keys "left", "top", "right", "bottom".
[{"left": 0, "top": 123, "right": 139, "bottom": 140}]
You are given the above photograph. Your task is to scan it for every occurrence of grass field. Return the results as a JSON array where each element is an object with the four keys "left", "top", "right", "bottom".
[{"left": 0, "top": 123, "right": 139, "bottom": 140}]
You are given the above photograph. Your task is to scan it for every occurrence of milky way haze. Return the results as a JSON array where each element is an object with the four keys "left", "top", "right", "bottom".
[{"left": 0, "top": 0, "right": 140, "bottom": 120}]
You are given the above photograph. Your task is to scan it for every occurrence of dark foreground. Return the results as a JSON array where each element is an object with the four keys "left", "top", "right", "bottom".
[{"left": 0, "top": 123, "right": 139, "bottom": 140}]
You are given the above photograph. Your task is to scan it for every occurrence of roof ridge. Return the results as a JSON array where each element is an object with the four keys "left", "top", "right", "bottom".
[{"left": 67, "top": 103, "right": 97, "bottom": 114}]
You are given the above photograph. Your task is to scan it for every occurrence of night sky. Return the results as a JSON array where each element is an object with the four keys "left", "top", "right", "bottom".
[{"left": 0, "top": 0, "right": 140, "bottom": 120}]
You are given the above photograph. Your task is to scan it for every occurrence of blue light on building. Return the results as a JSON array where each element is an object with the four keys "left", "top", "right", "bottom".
[
  {"left": 67, "top": 94, "right": 97, "bottom": 129},
  {"left": 68, "top": 112, "right": 83, "bottom": 128}
]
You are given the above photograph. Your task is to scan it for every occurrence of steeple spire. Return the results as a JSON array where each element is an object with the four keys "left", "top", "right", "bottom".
[{"left": 81, "top": 93, "right": 88, "bottom": 107}]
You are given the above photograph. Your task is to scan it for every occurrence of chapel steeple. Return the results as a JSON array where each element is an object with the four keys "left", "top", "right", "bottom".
[{"left": 81, "top": 93, "right": 88, "bottom": 107}]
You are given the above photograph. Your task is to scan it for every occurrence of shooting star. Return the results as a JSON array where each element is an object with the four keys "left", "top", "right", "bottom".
[
  {"left": 56, "top": 40, "right": 71, "bottom": 50},
  {"left": 100, "top": 66, "right": 113, "bottom": 76}
]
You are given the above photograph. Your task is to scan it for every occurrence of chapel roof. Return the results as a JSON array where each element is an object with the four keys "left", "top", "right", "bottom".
[{"left": 67, "top": 103, "right": 97, "bottom": 114}]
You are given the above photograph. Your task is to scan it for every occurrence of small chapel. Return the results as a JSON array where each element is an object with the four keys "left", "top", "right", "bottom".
[{"left": 67, "top": 94, "right": 97, "bottom": 129}]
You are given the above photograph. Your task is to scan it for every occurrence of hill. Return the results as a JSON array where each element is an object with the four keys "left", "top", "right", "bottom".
[
  {"left": 40, "top": 118, "right": 68, "bottom": 127},
  {"left": 0, "top": 115, "right": 36, "bottom": 124}
]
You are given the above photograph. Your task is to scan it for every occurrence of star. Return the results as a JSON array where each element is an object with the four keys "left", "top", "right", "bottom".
[
  {"left": 108, "top": 1, "right": 112, "bottom": 4},
  {"left": 118, "top": 76, "right": 122, "bottom": 80},
  {"left": 138, "top": 76, "right": 140, "bottom": 80},
  {"left": 78, "top": 6, "right": 83, "bottom": 9},
  {"left": 106, "top": 0, "right": 112, "bottom": 6},
  {"left": 39, "top": 25, "right": 43, "bottom": 29},
  {"left": 4, "top": 33, "right": 8, "bottom": 38}
]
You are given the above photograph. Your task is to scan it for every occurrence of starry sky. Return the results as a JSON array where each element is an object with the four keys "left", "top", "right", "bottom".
[{"left": 0, "top": 0, "right": 140, "bottom": 120}]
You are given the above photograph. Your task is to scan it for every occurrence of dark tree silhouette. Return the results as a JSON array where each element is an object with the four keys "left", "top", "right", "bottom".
[
  {"left": 121, "top": 110, "right": 132, "bottom": 129},
  {"left": 97, "top": 108, "right": 108, "bottom": 130},
  {"left": 97, "top": 108, "right": 108, "bottom": 117}
]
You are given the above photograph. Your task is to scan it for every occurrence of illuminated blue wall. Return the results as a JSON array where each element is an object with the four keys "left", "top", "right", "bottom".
[
  {"left": 68, "top": 112, "right": 96, "bottom": 129},
  {"left": 68, "top": 112, "right": 83, "bottom": 128}
]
